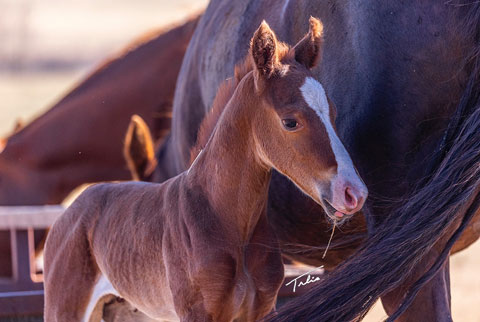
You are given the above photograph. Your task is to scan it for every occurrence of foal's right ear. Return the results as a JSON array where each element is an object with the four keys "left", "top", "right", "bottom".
[
  {"left": 250, "top": 20, "right": 279, "bottom": 86},
  {"left": 293, "top": 17, "right": 324, "bottom": 69},
  {"left": 124, "top": 115, "right": 156, "bottom": 181}
]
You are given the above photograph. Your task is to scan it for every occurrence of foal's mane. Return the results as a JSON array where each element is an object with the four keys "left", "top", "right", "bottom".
[
  {"left": 270, "top": 2, "right": 480, "bottom": 321},
  {"left": 189, "top": 42, "right": 292, "bottom": 165}
]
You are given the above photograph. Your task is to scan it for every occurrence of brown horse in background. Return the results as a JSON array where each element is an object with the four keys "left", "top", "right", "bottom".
[
  {"left": 130, "top": 1, "right": 480, "bottom": 320},
  {"left": 44, "top": 18, "right": 367, "bottom": 321},
  {"left": 0, "top": 15, "right": 199, "bottom": 206},
  {"left": 0, "top": 16, "right": 199, "bottom": 277}
]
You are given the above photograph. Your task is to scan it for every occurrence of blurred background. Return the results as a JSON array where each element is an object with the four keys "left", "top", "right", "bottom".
[
  {"left": 0, "top": 0, "right": 207, "bottom": 137},
  {"left": 0, "top": 0, "right": 479, "bottom": 321}
]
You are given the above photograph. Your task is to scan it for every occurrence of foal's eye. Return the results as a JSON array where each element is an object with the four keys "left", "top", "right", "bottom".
[{"left": 282, "top": 119, "right": 299, "bottom": 131}]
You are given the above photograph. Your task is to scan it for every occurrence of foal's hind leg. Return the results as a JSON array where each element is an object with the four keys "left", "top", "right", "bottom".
[{"left": 43, "top": 208, "right": 99, "bottom": 321}]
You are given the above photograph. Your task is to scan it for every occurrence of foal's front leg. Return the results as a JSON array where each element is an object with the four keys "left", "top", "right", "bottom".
[
  {"left": 168, "top": 256, "right": 239, "bottom": 322},
  {"left": 171, "top": 276, "right": 231, "bottom": 322},
  {"left": 177, "top": 302, "right": 214, "bottom": 322}
]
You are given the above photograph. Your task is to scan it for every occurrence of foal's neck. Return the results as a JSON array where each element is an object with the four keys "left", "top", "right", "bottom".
[{"left": 187, "top": 76, "right": 271, "bottom": 243}]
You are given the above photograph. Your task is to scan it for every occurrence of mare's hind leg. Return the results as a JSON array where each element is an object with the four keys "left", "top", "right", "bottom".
[{"left": 381, "top": 253, "right": 452, "bottom": 322}]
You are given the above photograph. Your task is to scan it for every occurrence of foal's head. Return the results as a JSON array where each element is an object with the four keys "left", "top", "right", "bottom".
[{"left": 248, "top": 18, "right": 368, "bottom": 221}]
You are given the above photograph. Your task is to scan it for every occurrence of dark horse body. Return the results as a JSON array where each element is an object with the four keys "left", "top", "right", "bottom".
[{"left": 150, "top": 1, "right": 480, "bottom": 320}]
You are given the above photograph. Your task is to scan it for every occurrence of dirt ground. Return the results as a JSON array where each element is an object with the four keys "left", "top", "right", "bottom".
[{"left": 1, "top": 1, "right": 479, "bottom": 320}]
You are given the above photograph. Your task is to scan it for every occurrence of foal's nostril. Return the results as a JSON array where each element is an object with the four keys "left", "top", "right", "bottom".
[
  {"left": 344, "top": 187, "right": 358, "bottom": 211},
  {"left": 331, "top": 176, "right": 367, "bottom": 215}
]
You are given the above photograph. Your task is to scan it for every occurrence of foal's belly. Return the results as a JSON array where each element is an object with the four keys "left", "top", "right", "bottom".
[
  {"left": 89, "top": 272, "right": 179, "bottom": 322},
  {"left": 125, "top": 297, "right": 179, "bottom": 322},
  {"left": 103, "top": 299, "right": 165, "bottom": 322}
]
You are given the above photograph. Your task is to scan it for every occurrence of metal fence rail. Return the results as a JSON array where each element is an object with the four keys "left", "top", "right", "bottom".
[
  {"left": 0, "top": 206, "right": 64, "bottom": 229},
  {"left": 0, "top": 206, "right": 64, "bottom": 317}
]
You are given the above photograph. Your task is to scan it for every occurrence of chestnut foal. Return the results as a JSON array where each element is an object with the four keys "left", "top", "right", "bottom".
[{"left": 44, "top": 18, "right": 367, "bottom": 322}]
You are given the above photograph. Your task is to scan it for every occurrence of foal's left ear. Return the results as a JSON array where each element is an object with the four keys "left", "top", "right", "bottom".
[
  {"left": 293, "top": 17, "right": 324, "bottom": 69},
  {"left": 251, "top": 20, "right": 279, "bottom": 81}
]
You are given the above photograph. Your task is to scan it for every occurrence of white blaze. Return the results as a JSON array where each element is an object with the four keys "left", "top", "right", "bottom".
[
  {"left": 300, "top": 77, "right": 356, "bottom": 174},
  {"left": 300, "top": 77, "right": 366, "bottom": 208}
]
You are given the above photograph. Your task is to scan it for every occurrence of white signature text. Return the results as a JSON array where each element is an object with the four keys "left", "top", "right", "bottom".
[{"left": 285, "top": 266, "right": 324, "bottom": 293}]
